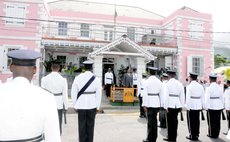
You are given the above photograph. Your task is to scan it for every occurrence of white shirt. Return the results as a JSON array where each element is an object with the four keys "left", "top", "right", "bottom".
[
  {"left": 137, "top": 78, "right": 146, "bottom": 97},
  {"left": 164, "top": 78, "right": 185, "bottom": 109},
  {"left": 185, "top": 81, "right": 205, "bottom": 110},
  {"left": 142, "top": 76, "right": 164, "bottom": 108},
  {"left": 205, "top": 82, "right": 224, "bottom": 110},
  {"left": 0, "top": 77, "right": 61, "bottom": 142},
  {"left": 41, "top": 72, "right": 68, "bottom": 110},
  {"left": 133, "top": 73, "right": 138, "bottom": 85},
  {"left": 224, "top": 87, "right": 230, "bottom": 110},
  {"left": 71, "top": 71, "right": 102, "bottom": 110},
  {"left": 104, "top": 72, "right": 113, "bottom": 85}
]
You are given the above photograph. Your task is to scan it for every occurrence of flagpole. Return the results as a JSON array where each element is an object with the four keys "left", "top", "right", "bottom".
[{"left": 114, "top": 4, "right": 117, "bottom": 40}]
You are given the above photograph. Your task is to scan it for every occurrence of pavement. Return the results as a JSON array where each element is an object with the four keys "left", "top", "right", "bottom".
[{"left": 63, "top": 94, "right": 230, "bottom": 142}]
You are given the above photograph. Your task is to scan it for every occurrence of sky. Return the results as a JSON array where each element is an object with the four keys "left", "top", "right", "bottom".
[{"left": 47, "top": 0, "right": 230, "bottom": 47}]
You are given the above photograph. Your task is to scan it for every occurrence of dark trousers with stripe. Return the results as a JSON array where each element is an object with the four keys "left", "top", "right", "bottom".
[
  {"left": 78, "top": 108, "right": 97, "bottom": 142},
  {"left": 207, "top": 109, "right": 222, "bottom": 138},
  {"left": 187, "top": 110, "right": 200, "bottom": 138},
  {"left": 138, "top": 96, "right": 145, "bottom": 116},
  {"left": 166, "top": 108, "right": 181, "bottom": 141},
  {"left": 227, "top": 111, "right": 230, "bottom": 130},
  {"left": 58, "top": 109, "right": 63, "bottom": 135},
  {"left": 146, "top": 108, "right": 160, "bottom": 142},
  {"left": 133, "top": 85, "right": 137, "bottom": 96},
  {"left": 105, "top": 84, "right": 112, "bottom": 97}
]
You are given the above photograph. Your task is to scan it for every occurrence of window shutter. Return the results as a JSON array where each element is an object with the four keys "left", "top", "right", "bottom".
[
  {"left": 0, "top": 48, "right": 4, "bottom": 71},
  {"left": 187, "top": 55, "right": 192, "bottom": 76}
]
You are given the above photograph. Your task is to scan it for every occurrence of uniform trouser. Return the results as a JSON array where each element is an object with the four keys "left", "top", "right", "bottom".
[
  {"left": 227, "top": 110, "right": 230, "bottom": 130},
  {"left": 166, "top": 108, "right": 181, "bottom": 141},
  {"left": 147, "top": 107, "right": 160, "bottom": 142},
  {"left": 133, "top": 85, "right": 137, "bottom": 96},
  {"left": 78, "top": 108, "right": 97, "bottom": 142},
  {"left": 207, "top": 109, "right": 222, "bottom": 138},
  {"left": 58, "top": 109, "right": 63, "bottom": 135},
  {"left": 105, "top": 84, "right": 112, "bottom": 97},
  {"left": 187, "top": 110, "right": 200, "bottom": 138},
  {"left": 159, "top": 109, "right": 167, "bottom": 128},
  {"left": 138, "top": 96, "right": 145, "bottom": 116}
]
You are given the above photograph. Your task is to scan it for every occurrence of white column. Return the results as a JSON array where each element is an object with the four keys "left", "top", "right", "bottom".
[
  {"left": 93, "top": 55, "right": 103, "bottom": 82},
  {"left": 136, "top": 57, "right": 146, "bottom": 82}
]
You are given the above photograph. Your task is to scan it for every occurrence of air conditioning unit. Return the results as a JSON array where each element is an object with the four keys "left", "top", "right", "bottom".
[{"left": 142, "top": 35, "right": 156, "bottom": 45}]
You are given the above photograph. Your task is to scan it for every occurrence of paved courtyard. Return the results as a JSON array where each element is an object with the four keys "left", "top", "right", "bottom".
[{"left": 61, "top": 110, "right": 229, "bottom": 142}]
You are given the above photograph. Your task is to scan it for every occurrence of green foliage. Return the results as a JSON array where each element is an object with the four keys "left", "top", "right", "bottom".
[
  {"left": 214, "top": 54, "right": 230, "bottom": 68},
  {"left": 43, "top": 54, "right": 55, "bottom": 72},
  {"left": 64, "top": 66, "right": 77, "bottom": 75},
  {"left": 118, "top": 65, "right": 126, "bottom": 86}
]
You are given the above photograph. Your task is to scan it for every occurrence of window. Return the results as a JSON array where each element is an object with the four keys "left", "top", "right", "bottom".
[
  {"left": 80, "top": 24, "right": 90, "bottom": 37},
  {"left": 58, "top": 22, "right": 68, "bottom": 36},
  {"left": 187, "top": 56, "right": 204, "bottom": 76},
  {"left": 5, "top": 4, "right": 26, "bottom": 25},
  {"left": 104, "top": 26, "right": 113, "bottom": 41},
  {"left": 0, "top": 47, "right": 20, "bottom": 71},
  {"left": 127, "top": 27, "right": 135, "bottom": 41},
  {"left": 188, "top": 20, "right": 204, "bottom": 40}
]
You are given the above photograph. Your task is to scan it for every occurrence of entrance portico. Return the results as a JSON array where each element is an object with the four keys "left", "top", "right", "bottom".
[{"left": 89, "top": 35, "right": 155, "bottom": 85}]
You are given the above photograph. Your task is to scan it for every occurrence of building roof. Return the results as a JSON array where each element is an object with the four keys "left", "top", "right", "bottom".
[
  {"left": 47, "top": 0, "right": 164, "bottom": 20},
  {"left": 89, "top": 35, "right": 156, "bottom": 63}
]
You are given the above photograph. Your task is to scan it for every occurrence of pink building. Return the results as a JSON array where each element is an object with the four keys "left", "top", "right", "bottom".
[{"left": 0, "top": 0, "right": 213, "bottom": 84}]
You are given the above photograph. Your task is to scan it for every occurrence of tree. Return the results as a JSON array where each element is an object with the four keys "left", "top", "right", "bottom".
[{"left": 214, "top": 54, "right": 230, "bottom": 68}]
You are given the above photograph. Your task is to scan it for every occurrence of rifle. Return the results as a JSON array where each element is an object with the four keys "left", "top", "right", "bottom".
[
  {"left": 201, "top": 110, "right": 205, "bottom": 120},
  {"left": 63, "top": 104, "right": 67, "bottom": 124}
]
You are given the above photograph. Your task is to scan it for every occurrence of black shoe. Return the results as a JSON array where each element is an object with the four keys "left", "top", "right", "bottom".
[
  {"left": 207, "top": 134, "right": 217, "bottom": 139},
  {"left": 163, "top": 138, "right": 176, "bottom": 141},
  {"left": 143, "top": 139, "right": 148, "bottom": 142},
  {"left": 139, "top": 115, "right": 146, "bottom": 118},
  {"left": 186, "top": 136, "right": 198, "bottom": 141}
]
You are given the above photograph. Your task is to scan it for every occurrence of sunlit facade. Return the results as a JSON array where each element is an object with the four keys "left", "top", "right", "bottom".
[{"left": 0, "top": 0, "right": 213, "bottom": 84}]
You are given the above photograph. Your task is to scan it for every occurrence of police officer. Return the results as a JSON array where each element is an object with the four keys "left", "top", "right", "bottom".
[
  {"left": 142, "top": 67, "right": 164, "bottom": 142},
  {"left": 0, "top": 49, "right": 61, "bottom": 142},
  {"left": 185, "top": 72, "right": 205, "bottom": 141},
  {"left": 205, "top": 74, "right": 224, "bottom": 138},
  {"left": 71, "top": 60, "right": 102, "bottom": 142},
  {"left": 137, "top": 73, "right": 148, "bottom": 118},
  {"left": 163, "top": 70, "right": 185, "bottom": 142},
  {"left": 159, "top": 73, "right": 168, "bottom": 128},
  {"left": 224, "top": 80, "right": 230, "bottom": 135},
  {"left": 104, "top": 68, "right": 113, "bottom": 97},
  {"left": 41, "top": 61, "right": 68, "bottom": 135}
]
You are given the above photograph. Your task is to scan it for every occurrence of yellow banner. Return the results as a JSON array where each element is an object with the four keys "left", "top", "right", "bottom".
[{"left": 123, "top": 88, "right": 134, "bottom": 102}]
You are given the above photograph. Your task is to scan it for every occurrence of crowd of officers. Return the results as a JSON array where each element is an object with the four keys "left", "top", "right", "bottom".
[
  {"left": 0, "top": 49, "right": 102, "bottom": 142},
  {"left": 139, "top": 66, "right": 230, "bottom": 142},
  {"left": 1, "top": 49, "right": 230, "bottom": 142}
]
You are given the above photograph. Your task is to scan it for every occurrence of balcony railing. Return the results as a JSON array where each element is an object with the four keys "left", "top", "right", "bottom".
[{"left": 42, "top": 24, "right": 177, "bottom": 47}]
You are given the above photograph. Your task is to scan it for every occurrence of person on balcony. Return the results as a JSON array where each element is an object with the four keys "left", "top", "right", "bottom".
[{"left": 122, "top": 67, "right": 133, "bottom": 88}]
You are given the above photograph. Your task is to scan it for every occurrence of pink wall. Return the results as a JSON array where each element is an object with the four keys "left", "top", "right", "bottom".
[
  {"left": 0, "top": 1, "right": 43, "bottom": 83},
  {"left": 50, "top": 10, "right": 162, "bottom": 26}
]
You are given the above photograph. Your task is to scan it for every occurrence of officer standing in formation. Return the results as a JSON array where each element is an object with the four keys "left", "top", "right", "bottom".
[
  {"left": 159, "top": 73, "right": 168, "bottom": 128},
  {"left": 205, "top": 74, "right": 224, "bottom": 138},
  {"left": 185, "top": 72, "right": 205, "bottom": 141},
  {"left": 163, "top": 70, "right": 185, "bottom": 142},
  {"left": 41, "top": 61, "right": 69, "bottom": 135},
  {"left": 104, "top": 68, "right": 113, "bottom": 97},
  {"left": 142, "top": 67, "right": 164, "bottom": 142},
  {"left": 225, "top": 80, "right": 230, "bottom": 135},
  {"left": 0, "top": 49, "right": 61, "bottom": 142},
  {"left": 137, "top": 73, "right": 148, "bottom": 118},
  {"left": 71, "top": 60, "right": 102, "bottom": 142}
]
